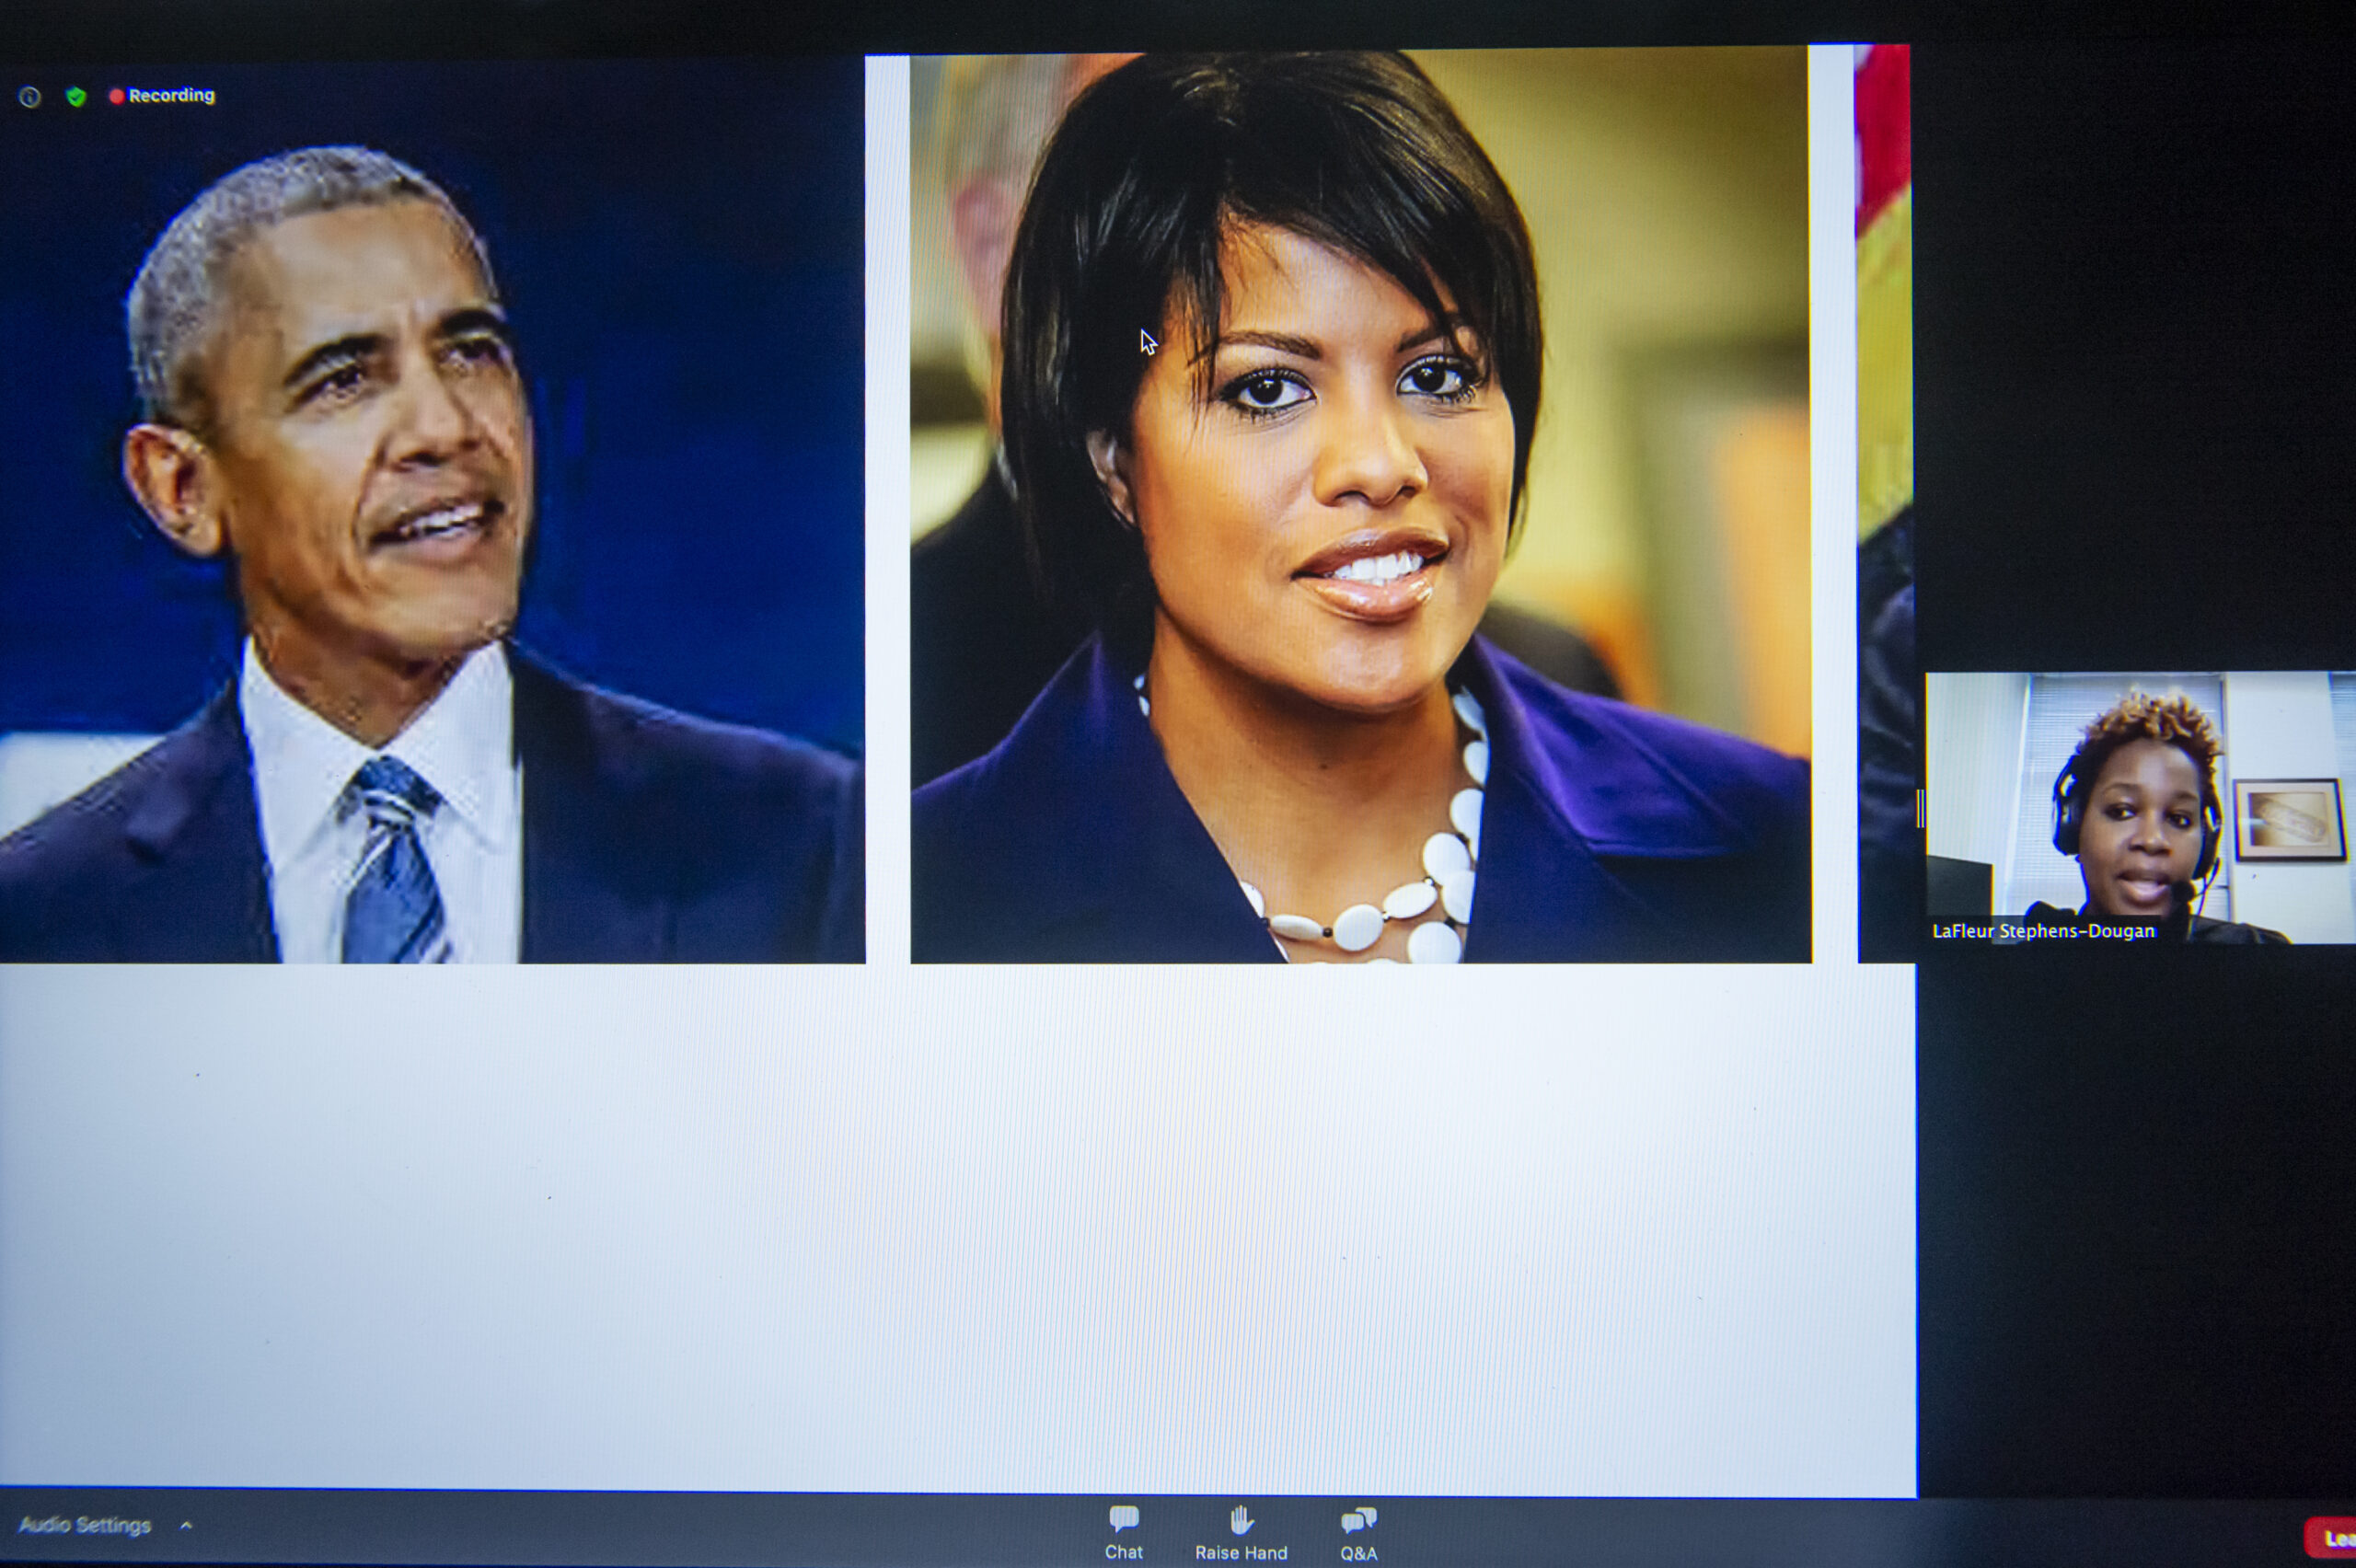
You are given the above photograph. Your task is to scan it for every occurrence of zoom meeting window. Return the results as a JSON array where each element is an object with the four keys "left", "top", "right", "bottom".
[
  {"left": 6, "top": 29, "right": 2345, "bottom": 1566},
  {"left": 0, "top": 37, "right": 1965, "bottom": 1568}
]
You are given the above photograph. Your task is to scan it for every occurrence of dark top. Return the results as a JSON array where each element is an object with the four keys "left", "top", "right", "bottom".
[
  {"left": 0, "top": 647, "right": 864, "bottom": 963},
  {"left": 1857, "top": 507, "right": 1920, "bottom": 962},
  {"left": 2021, "top": 900, "right": 2290, "bottom": 945},
  {"left": 913, "top": 635, "right": 1810, "bottom": 963},
  {"left": 909, "top": 468, "right": 1623, "bottom": 788},
  {"left": 911, "top": 466, "right": 1093, "bottom": 790}
]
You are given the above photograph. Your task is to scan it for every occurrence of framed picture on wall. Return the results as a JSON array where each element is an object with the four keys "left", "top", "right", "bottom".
[{"left": 2232, "top": 778, "right": 2348, "bottom": 861}]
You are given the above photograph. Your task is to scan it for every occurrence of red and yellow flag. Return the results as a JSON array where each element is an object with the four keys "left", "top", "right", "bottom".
[{"left": 1857, "top": 43, "right": 1911, "bottom": 539}]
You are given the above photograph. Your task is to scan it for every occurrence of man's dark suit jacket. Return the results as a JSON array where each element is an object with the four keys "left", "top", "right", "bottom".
[
  {"left": 914, "top": 636, "right": 1809, "bottom": 963},
  {"left": 0, "top": 649, "right": 863, "bottom": 963}
]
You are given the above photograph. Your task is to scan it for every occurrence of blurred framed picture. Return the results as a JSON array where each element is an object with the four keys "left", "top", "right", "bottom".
[{"left": 2232, "top": 778, "right": 2347, "bottom": 861}]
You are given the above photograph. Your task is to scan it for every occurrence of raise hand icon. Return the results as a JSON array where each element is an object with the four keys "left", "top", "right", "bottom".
[{"left": 1229, "top": 1505, "right": 1254, "bottom": 1537}]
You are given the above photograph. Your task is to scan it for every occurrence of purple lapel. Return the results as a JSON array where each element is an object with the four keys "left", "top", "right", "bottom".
[{"left": 1449, "top": 640, "right": 1681, "bottom": 963}]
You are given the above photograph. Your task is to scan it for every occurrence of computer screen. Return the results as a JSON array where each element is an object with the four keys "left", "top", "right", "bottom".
[{"left": 2, "top": 6, "right": 2350, "bottom": 1566}]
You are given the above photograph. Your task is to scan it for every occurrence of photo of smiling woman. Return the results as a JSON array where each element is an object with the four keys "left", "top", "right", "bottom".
[{"left": 911, "top": 52, "right": 1811, "bottom": 963}]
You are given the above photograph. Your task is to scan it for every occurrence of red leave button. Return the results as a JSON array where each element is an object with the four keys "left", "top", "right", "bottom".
[{"left": 2308, "top": 1517, "right": 2356, "bottom": 1558}]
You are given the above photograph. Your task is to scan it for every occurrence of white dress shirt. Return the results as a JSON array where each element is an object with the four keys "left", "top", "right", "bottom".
[{"left": 239, "top": 641, "right": 524, "bottom": 963}]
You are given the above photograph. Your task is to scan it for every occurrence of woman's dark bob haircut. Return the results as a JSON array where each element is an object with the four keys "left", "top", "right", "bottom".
[{"left": 1000, "top": 52, "right": 1545, "bottom": 642}]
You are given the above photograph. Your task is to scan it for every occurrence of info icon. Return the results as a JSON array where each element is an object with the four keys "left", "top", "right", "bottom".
[{"left": 16, "top": 85, "right": 38, "bottom": 109}]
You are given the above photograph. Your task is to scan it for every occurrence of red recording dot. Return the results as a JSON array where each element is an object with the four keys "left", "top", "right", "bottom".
[{"left": 108, "top": 86, "right": 124, "bottom": 104}]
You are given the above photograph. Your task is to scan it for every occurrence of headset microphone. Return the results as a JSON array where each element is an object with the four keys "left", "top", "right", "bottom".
[{"left": 2190, "top": 780, "right": 2225, "bottom": 922}]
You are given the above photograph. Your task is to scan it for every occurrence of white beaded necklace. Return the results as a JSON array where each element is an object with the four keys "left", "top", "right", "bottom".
[{"left": 1138, "top": 674, "right": 1487, "bottom": 965}]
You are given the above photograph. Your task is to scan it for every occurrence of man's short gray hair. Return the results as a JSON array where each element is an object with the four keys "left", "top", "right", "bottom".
[{"left": 127, "top": 145, "right": 494, "bottom": 431}]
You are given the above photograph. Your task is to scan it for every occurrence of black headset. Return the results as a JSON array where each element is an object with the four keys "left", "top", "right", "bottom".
[{"left": 2051, "top": 742, "right": 2222, "bottom": 882}]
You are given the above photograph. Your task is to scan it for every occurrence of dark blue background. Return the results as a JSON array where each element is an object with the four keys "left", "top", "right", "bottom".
[{"left": 0, "top": 57, "right": 863, "bottom": 754}]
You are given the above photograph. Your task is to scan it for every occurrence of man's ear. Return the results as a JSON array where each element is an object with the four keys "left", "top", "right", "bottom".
[
  {"left": 122, "top": 423, "right": 227, "bottom": 558},
  {"left": 1085, "top": 429, "right": 1136, "bottom": 527},
  {"left": 948, "top": 175, "right": 1020, "bottom": 340}
]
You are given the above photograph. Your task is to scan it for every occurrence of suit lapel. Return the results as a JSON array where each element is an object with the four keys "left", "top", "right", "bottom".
[
  {"left": 1453, "top": 645, "right": 1677, "bottom": 963},
  {"left": 121, "top": 687, "right": 279, "bottom": 963},
  {"left": 1463, "top": 771, "right": 1676, "bottom": 962},
  {"left": 1085, "top": 714, "right": 1287, "bottom": 963},
  {"left": 980, "top": 643, "right": 1283, "bottom": 963},
  {"left": 511, "top": 651, "right": 675, "bottom": 963},
  {"left": 953, "top": 639, "right": 1690, "bottom": 964},
  {"left": 995, "top": 641, "right": 1680, "bottom": 963}
]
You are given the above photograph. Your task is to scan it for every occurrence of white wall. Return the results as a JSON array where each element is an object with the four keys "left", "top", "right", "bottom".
[
  {"left": 1925, "top": 672, "right": 2027, "bottom": 870},
  {"left": 2222, "top": 672, "right": 2356, "bottom": 943}
]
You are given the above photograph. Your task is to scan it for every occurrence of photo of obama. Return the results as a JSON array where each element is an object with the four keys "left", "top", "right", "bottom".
[{"left": 0, "top": 145, "right": 862, "bottom": 963}]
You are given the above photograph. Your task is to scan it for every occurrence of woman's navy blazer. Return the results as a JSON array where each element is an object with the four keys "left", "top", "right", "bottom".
[{"left": 913, "top": 636, "right": 1810, "bottom": 963}]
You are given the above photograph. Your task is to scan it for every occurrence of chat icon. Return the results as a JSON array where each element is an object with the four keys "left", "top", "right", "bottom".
[{"left": 1109, "top": 1505, "right": 1139, "bottom": 1533}]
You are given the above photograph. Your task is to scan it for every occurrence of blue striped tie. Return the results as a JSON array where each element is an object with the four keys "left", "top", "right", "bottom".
[{"left": 341, "top": 756, "right": 452, "bottom": 964}]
